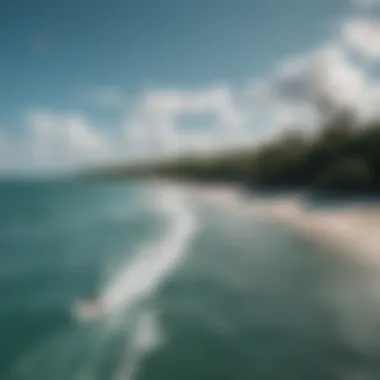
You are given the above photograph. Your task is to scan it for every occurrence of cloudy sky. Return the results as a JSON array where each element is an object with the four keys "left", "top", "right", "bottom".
[{"left": 1, "top": 0, "right": 380, "bottom": 172}]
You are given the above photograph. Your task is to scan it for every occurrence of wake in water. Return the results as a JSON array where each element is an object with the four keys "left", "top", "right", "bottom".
[
  {"left": 74, "top": 185, "right": 196, "bottom": 320},
  {"left": 6, "top": 185, "right": 197, "bottom": 380}
]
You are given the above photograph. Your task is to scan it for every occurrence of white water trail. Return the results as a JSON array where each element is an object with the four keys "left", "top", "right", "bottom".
[
  {"left": 113, "top": 311, "right": 163, "bottom": 380},
  {"left": 6, "top": 186, "right": 196, "bottom": 380},
  {"left": 97, "top": 186, "right": 195, "bottom": 316},
  {"left": 7, "top": 187, "right": 196, "bottom": 380},
  {"left": 101, "top": 186, "right": 196, "bottom": 380}
]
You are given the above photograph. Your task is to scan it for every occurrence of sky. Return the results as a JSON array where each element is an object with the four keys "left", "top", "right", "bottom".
[{"left": 1, "top": 0, "right": 380, "bottom": 172}]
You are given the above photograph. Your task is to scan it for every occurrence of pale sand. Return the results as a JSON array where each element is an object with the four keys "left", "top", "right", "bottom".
[{"left": 161, "top": 181, "right": 380, "bottom": 265}]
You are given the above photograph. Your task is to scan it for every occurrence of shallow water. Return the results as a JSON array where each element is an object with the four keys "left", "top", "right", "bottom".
[{"left": 1, "top": 180, "right": 380, "bottom": 380}]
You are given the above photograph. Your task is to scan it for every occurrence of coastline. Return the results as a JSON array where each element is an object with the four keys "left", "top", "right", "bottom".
[{"left": 158, "top": 180, "right": 380, "bottom": 266}]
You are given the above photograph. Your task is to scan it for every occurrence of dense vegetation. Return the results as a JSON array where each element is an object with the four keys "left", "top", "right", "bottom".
[{"left": 87, "top": 109, "right": 380, "bottom": 193}]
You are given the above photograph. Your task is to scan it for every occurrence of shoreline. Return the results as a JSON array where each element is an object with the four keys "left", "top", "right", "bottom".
[{"left": 159, "top": 180, "right": 380, "bottom": 266}]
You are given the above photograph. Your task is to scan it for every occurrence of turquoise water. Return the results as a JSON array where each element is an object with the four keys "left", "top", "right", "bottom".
[{"left": 1, "top": 180, "right": 380, "bottom": 380}]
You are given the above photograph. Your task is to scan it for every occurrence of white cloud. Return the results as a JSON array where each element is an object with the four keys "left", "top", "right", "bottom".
[
  {"left": 122, "top": 86, "right": 247, "bottom": 160},
  {"left": 0, "top": 47, "right": 373, "bottom": 173},
  {"left": 247, "top": 42, "right": 371, "bottom": 129},
  {"left": 20, "top": 110, "right": 112, "bottom": 170},
  {"left": 0, "top": 86, "right": 250, "bottom": 172},
  {"left": 273, "top": 45, "right": 365, "bottom": 112},
  {"left": 272, "top": 103, "right": 317, "bottom": 131},
  {"left": 3, "top": 42, "right": 370, "bottom": 173},
  {"left": 341, "top": 18, "right": 380, "bottom": 60},
  {"left": 357, "top": 81, "right": 380, "bottom": 120}
]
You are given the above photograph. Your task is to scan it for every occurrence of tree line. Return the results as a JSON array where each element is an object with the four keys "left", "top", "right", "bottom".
[{"left": 86, "top": 108, "right": 380, "bottom": 193}]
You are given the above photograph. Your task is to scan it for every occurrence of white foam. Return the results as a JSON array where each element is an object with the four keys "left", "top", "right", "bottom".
[
  {"left": 112, "top": 311, "right": 163, "bottom": 380},
  {"left": 80, "top": 186, "right": 196, "bottom": 318}
]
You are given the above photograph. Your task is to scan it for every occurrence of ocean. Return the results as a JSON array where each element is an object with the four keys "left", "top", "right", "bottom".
[{"left": 1, "top": 180, "right": 380, "bottom": 380}]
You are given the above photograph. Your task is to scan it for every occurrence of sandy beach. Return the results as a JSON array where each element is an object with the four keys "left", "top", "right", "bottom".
[{"left": 163, "top": 181, "right": 380, "bottom": 265}]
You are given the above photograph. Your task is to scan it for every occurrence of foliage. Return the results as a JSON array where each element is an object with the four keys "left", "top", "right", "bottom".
[{"left": 87, "top": 109, "right": 380, "bottom": 193}]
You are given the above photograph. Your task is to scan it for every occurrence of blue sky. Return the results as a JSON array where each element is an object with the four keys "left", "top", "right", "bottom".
[{"left": 1, "top": 0, "right": 380, "bottom": 171}]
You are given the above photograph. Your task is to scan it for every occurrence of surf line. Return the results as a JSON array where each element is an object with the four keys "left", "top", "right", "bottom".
[{"left": 73, "top": 185, "right": 197, "bottom": 321}]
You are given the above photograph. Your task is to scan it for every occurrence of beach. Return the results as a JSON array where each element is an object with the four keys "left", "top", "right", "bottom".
[{"left": 163, "top": 181, "right": 380, "bottom": 266}]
